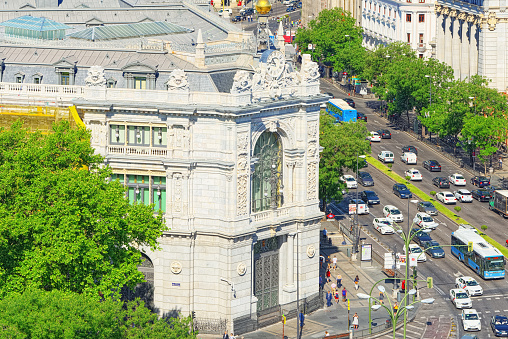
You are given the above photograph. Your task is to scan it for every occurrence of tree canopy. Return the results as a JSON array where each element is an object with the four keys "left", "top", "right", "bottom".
[{"left": 0, "top": 121, "right": 165, "bottom": 299}]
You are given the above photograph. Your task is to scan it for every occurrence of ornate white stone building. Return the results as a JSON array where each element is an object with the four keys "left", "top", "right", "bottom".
[
  {"left": 302, "top": 0, "right": 363, "bottom": 26},
  {"left": 0, "top": 0, "right": 325, "bottom": 335}
]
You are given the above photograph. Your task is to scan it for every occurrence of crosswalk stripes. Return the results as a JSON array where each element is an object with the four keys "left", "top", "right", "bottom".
[{"left": 375, "top": 320, "right": 427, "bottom": 339}]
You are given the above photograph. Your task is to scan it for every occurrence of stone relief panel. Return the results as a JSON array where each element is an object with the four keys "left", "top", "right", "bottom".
[
  {"left": 88, "top": 121, "right": 107, "bottom": 146},
  {"left": 237, "top": 132, "right": 249, "bottom": 216},
  {"left": 231, "top": 70, "right": 252, "bottom": 94},
  {"left": 173, "top": 173, "right": 182, "bottom": 213},
  {"left": 306, "top": 120, "right": 319, "bottom": 162},
  {"left": 307, "top": 162, "right": 318, "bottom": 200},
  {"left": 84, "top": 66, "right": 106, "bottom": 87},
  {"left": 169, "top": 125, "right": 190, "bottom": 149},
  {"left": 166, "top": 69, "right": 189, "bottom": 91}
]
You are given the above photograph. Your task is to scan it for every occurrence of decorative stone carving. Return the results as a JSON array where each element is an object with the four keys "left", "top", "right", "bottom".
[
  {"left": 266, "top": 120, "right": 279, "bottom": 133},
  {"left": 306, "top": 245, "right": 316, "bottom": 258},
  {"left": 174, "top": 173, "right": 182, "bottom": 213},
  {"left": 307, "top": 162, "right": 317, "bottom": 200},
  {"left": 236, "top": 132, "right": 249, "bottom": 216},
  {"left": 442, "top": 6, "right": 450, "bottom": 15},
  {"left": 449, "top": 9, "right": 457, "bottom": 18},
  {"left": 231, "top": 70, "right": 252, "bottom": 94},
  {"left": 466, "top": 14, "right": 475, "bottom": 22},
  {"left": 166, "top": 69, "right": 189, "bottom": 91},
  {"left": 488, "top": 12, "right": 498, "bottom": 30},
  {"left": 170, "top": 261, "right": 182, "bottom": 274},
  {"left": 435, "top": 4, "right": 442, "bottom": 14},
  {"left": 301, "top": 54, "right": 320, "bottom": 84},
  {"left": 237, "top": 263, "right": 247, "bottom": 276},
  {"left": 84, "top": 66, "right": 106, "bottom": 87},
  {"left": 458, "top": 12, "right": 466, "bottom": 21}
]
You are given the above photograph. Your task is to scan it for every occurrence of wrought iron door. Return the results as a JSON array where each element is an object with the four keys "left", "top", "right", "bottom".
[{"left": 254, "top": 237, "right": 280, "bottom": 312}]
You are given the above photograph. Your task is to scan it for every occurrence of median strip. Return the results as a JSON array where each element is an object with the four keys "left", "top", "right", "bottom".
[{"left": 365, "top": 155, "right": 508, "bottom": 257}]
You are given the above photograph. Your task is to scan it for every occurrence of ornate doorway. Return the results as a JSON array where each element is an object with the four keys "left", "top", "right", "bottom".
[{"left": 254, "top": 237, "right": 280, "bottom": 312}]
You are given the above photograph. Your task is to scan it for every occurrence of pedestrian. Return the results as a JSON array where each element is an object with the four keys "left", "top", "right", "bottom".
[
  {"left": 401, "top": 279, "right": 406, "bottom": 292},
  {"left": 342, "top": 286, "right": 347, "bottom": 302},
  {"left": 326, "top": 291, "right": 333, "bottom": 307},
  {"left": 353, "top": 312, "right": 359, "bottom": 329},
  {"left": 230, "top": 333, "right": 236, "bottom": 339},
  {"left": 379, "top": 291, "right": 384, "bottom": 305},
  {"left": 299, "top": 312, "right": 305, "bottom": 331},
  {"left": 326, "top": 268, "right": 331, "bottom": 283},
  {"left": 336, "top": 274, "right": 342, "bottom": 288},
  {"left": 500, "top": 157, "right": 503, "bottom": 169},
  {"left": 320, "top": 255, "right": 325, "bottom": 268},
  {"left": 334, "top": 289, "right": 339, "bottom": 303},
  {"left": 325, "top": 331, "right": 330, "bottom": 337},
  {"left": 393, "top": 302, "right": 399, "bottom": 315},
  {"left": 354, "top": 275, "right": 360, "bottom": 290},
  {"left": 223, "top": 331, "right": 229, "bottom": 339},
  {"left": 322, "top": 227, "right": 327, "bottom": 240},
  {"left": 319, "top": 275, "right": 323, "bottom": 290},
  {"left": 332, "top": 255, "right": 337, "bottom": 270}
]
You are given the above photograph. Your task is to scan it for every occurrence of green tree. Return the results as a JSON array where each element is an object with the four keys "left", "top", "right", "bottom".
[
  {"left": 319, "top": 112, "right": 370, "bottom": 206},
  {"left": 0, "top": 289, "right": 196, "bottom": 338},
  {"left": 0, "top": 121, "right": 165, "bottom": 299}
]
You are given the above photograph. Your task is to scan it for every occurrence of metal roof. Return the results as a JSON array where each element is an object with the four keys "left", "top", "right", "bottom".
[
  {"left": 0, "top": 15, "right": 71, "bottom": 32},
  {"left": 68, "top": 21, "right": 193, "bottom": 41}
]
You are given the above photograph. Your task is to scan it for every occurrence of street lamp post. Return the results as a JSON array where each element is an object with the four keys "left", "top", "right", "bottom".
[
  {"left": 403, "top": 199, "right": 419, "bottom": 336},
  {"left": 353, "top": 154, "right": 366, "bottom": 257}
]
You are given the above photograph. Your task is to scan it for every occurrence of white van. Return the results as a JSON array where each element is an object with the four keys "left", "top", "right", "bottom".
[
  {"left": 401, "top": 152, "right": 417, "bottom": 165},
  {"left": 378, "top": 151, "right": 394, "bottom": 163}
]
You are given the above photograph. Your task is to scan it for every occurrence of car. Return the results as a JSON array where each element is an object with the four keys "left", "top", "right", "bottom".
[
  {"left": 405, "top": 244, "right": 427, "bottom": 262},
  {"left": 436, "top": 191, "right": 457, "bottom": 204},
  {"left": 461, "top": 334, "right": 479, "bottom": 339},
  {"left": 402, "top": 145, "right": 418, "bottom": 155},
  {"left": 471, "top": 189, "right": 491, "bottom": 202},
  {"left": 344, "top": 98, "right": 355, "bottom": 108},
  {"left": 378, "top": 151, "right": 394, "bottom": 163},
  {"left": 471, "top": 176, "right": 490, "bottom": 188},
  {"left": 400, "top": 152, "right": 417, "bottom": 165},
  {"left": 348, "top": 198, "right": 369, "bottom": 215},
  {"left": 240, "top": 7, "right": 255, "bottom": 15},
  {"left": 282, "top": 0, "right": 292, "bottom": 4},
  {"left": 358, "top": 171, "right": 374, "bottom": 186},
  {"left": 360, "top": 190, "right": 380, "bottom": 205},
  {"left": 296, "top": 1, "right": 302, "bottom": 8},
  {"left": 383, "top": 205, "right": 404, "bottom": 222},
  {"left": 340, "top": 174, "right": 357, "bottom": 189},
  {"left": 218, "top": 8, "right": 233, "bottom": 16},
  {"left": 455, "top": 276, "right": 483, "bottom": 296},
  {"left": 357, "top": 112, "right": 367, "bottom": 122},
  {"left": 433, "top": 177, "right": 450, "bottom": 188},
  {"left": 405, "top": 168, "right": 422, "bottom": 181},
  {"left": 423, "top": 240, "right": 445, "bottom": 258},
  {"left": 423, "top": 160, "right": 441, "bottom": 172},
  {"left": 367, "top": 131, "right": 381, "bottom": 142},
  {"left": 393, "top": 183, "right": 412, "bottom": 199},
  {"left": 373, "top": 218, "right": 395, "bottom": 234},
  {"left": 323, "top": 92, "right": 335, "bottom": 98},
  {"left": 417, "top": 201, "right": 438, "bottom": 216},
  {"left": 491, "top": 315, "right": 508, "bottom": 337},
  {"left": 413, "top": 212, "right": 439, "bottom": 230},
  {"left": 462, "top": 309, "right": 482, "bottom": 332},
  {"left": 449, "top": 173, "right": 467, "bottom": 186},
  {"left": 454, "top": 189, "right": 473, "bottom": 203},
  {"left": 377, "top": 129, "right": 391, "bottom": 139},
  {"left": 410, "top": 229, "right": 433, "bottom": 245},
  {"left": 484, "top": 185, "right": 500, "bottom": 195},
  {"left": 286, "top": 6, "right": 295, "bottom": 12},
  {"left": 231, "top": 15, "right": 243, "bottom": 22},
  {"left": 450, "top": 288, "right": 472, "bottom": 309}
]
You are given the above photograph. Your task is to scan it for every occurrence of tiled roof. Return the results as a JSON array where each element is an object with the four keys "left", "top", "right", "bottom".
[{"left": 0, "top": 15, "right": 71, "bottom": 31}]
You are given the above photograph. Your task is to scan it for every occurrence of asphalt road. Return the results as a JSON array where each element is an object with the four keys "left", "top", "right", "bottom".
[{"left": 321, "top": 80, "right": 508, "bottom": 338}]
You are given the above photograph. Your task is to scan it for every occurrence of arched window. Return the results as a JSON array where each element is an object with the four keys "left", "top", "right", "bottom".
[{"left": 252, "top": 132, "right": 283, "bottom": 212}]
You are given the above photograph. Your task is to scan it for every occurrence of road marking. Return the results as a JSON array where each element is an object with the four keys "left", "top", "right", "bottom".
[
  {"left": 435, "top": 286, "right": 445, "bottom": 296},
  {"left": 496, "top": 297, "right": 501, "bottom": 300},
  {"left": 487, "top": 298, "right": 492, "bottom": 300},
  {"left": 485, "top": 311, "right": 491, "bottom": 313}
]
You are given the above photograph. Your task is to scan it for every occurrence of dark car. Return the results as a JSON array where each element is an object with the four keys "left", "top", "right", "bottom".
[
  {"left": 471, "top": 189, "right": 491, "bottom": 202},
  {"left": 402, "top": 145, "right": 418, "bottom": 155},
  {"left": 410, "top": 229, "right": 433, "bottom": 245},
  {"left": 323, "top": 92, "right": 335, "bottom": 98},
  {"left": 433, "top": 177, "right": 450, "bottom": 188},
  {"left": 471, "top": 176, "right": 491, "bottom": 188},
  {"left": 357, "top": 112, "right": 367, "bottom": 122},
  {"left": 423, "top": 240, "right": 445, "bottom": 258},
  {"left": 286, "top": 6, "right": 295, "bottom": 11},
  {"left": 423, "top": 160, "right": 441, "bottom": 172},
  {"left": 360, "top": 190, "right": 380, "bottom": 205},
  {"left": 358, "top": 171, "right": 374, "bottom": 186},
  {"left": 377, "top": 129, "right": 391, "bottom": 139},
  {"left": 241, "top": 8, "right": 254, "bottom": 16},
  {"left": 231, "top": 15, "right": 243, "bottom": 22},
  {"left": 393, "top": 183, "right": 412, "bottom": 199},
  {"left": 344, "top": 98, "right": 355, "bottom": 108},
  {"left": 296, "top": 1, "right": 302, "bottom": 7},
  {"left": 417, "top": 201, "right": 438, "bottom": 216},
  {"left": 484, "top": 185, "right": 500, "bottom": 195},
  {"left": 491, "top": 315, "right": 508, "bottom": 337}
]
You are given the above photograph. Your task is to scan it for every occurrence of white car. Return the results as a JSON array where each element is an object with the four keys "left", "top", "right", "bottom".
[
  {"left": 405, "top": 168, "right": 422, "bottom": 181},
  {"left": 405, "top": 244, "right": 427, "bottom": 262},
  {"left": 373, "top": 218, "right": 395, "bottom": 234},
  {"left": 455, "top": 276, "right": 483, "bottom": 296},
  {"left": 436, "top": 191, "right": 457, "bottom": 204},
  {"left": 461, "top": 309, "right": 482, "bottom": 331},
  {"left": 218, "top": 8, "right": 233, "bottom": 16},
  {"left": 413, "top": 212, "right": 439, "bottom": 230},
  {"left": 454, "top": 189, "right": 473, "bottom": 203},
  {"left": 340, "top": 175, "right": 357, "bottom": 189},
  {"left": 378, "top": 151, "right": 394, "bottom": 163},
  {"left": 450, "top": 288, "right": 473, "bottom": 309},
  {"left": 367, "top": 131, "right": 381, "bottom": 142},
  {"left": 449, "top": 173, "right": 467, "bottom": 186},
  {"left": 400, "top": 152, "right": 417, "bottom": 165},
  {"left": 383, "top": 205, "right": 404, "bottom": 222}
]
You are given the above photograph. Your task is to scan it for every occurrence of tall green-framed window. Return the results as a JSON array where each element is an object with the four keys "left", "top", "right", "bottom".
[
  {"left": 127, "top": 175, "right": 150, "bottom": 205},
  {"left": 110, "top": 125, "right": 126, "bottom": 145},
  {"left": 152, "top": 127, "right": 168, "bottom": 147},
  {"left": 152, "top": 176, "right": 166, "bottom": 212},
  {"left": 61, "top": 72, "right": 70, "bottom": 85},
  {"left": 127, "top": 126, "right": 150, "bottom": 146},
  {"left": 113, "top": 174, "right": 166, "bottom": 212},
  {"left": 252, "top": 132, "right": 283, "bottom": 213}
]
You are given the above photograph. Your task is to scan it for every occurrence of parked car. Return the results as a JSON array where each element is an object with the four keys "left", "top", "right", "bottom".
[
  {"left": 383, "top": 205, "right": 404, "bottom": 222},
  {"left": 449, "top": 173, "right": 467, "bottom": 186},
  {"left": 344, "top": 98, "right": 355, "bottom": 107},
  {"left": 454, "top": 189, "right": 473, "bottom": 203},
  {"left": 423, "top": 240, "right": 445, "bottom": 258},
  {"left": 377, "top": 129, "right": 391, "bottom": 139},
  {"left": 218, "top": 8, "right": 233, "bottom": 16},
  {"left": 378, "top": 151, "right": 394, "bottom": 163},
  {"left": 231, "top": 15, "right": 243, "bottom": 22},
  {"left": 373, "top": 218, "right": 395, "bottom": 234},
  {"left": 357, "top": 112, "right": 367, "bottom": 122},
  {"left": 461, "top": 309, "right": 482, "bottom": 332},
  {"left": 423, "top": 160, "right": 441, "bottom": 172},
  {"left": 340, "top": 174, "right": 357, "bottom": 189},
  {"left": 436, "top": 191, "right": 457, "bottom": 204},
  {"left": 358, "top": 171, "right": 374, "bottom": 187},
  {"left": 410, "top": 229, "right": 433, "bottom": 245},
  {"left": 455, "top": 276, "right": 483, "bottom": 296},
  {"left": 240, "top": 7, "right": 255, "bottom": 15},
  {"left": 286, "top": 6, "right": 295, "bottom": 12},
  {"left": 471, "top": 176, "right": 490, "bottom": 188},
  {"left": 450, "top": 288, "right": 472, "bottom": 309},
  {"left": 433, "top": 177, "right": 451, "bottom": 188},
  {"left": 401, "top": 152, "right": 417, "bottom": 165},
  {"left": 393, "top": 183, "right": 412, "bottom": 199},
  {"left": 402, "top": 145, "right": 418, "bottom": 155},
  {"left": 471, "top": 189, "right": 491, "bottom": 202},
  {"left": 417, "top": 201, "right": 438, "bottom": 216},
  {"left": 413, "top": 212, "right": 439, "bottom": 230},
  {"left": 491, "top": 315, "right": 508, "bottom": 337},
  {"left": 360, "top": 190, "right": 380, "bottom": 205},
  {"left": 367, "top": 131, "right": 381, "bottom": 142},
  {"left": 323, "top": 92, "right": 335, "bottom": 98},
  {"left": 405, "top": 244, "right": 427, "bottom": 262},
  {"left": 405, "top": 168, "right": 422, "bottom": 181}
]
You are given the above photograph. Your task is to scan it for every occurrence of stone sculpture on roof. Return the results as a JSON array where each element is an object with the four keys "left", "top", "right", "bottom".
[
  {"left": 230, "top": 70, "right": 252, "bottom": 94},
  {"left": 166, "top": 69, "right": 189, "bottom": 91},
  {"left": 300, "top": 54, "right": 319, "bottom": 84},
  {"left": 84, "top": 65, "right": 106, "bottom": 87}
]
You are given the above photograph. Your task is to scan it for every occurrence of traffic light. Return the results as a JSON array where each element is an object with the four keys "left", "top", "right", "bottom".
[
  {"left": 413, "top": 267, "right": 417, "bottom": 279},
  {"left": 192, "top": 311, "right": 196, "bottom": 319},
  {"left": 426, "top": 277, "right": 433, "bottom": 289},
  {"left": 281, "top": 314, "right": 286, "bottom": 324},
  {"left": 468, "top": 242, "right": 473, "bottom": 252}
]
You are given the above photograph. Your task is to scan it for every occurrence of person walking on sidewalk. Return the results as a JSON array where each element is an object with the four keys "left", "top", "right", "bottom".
[
  {"left": 342, "top": 287, "right": 347, "bottom": 302},
  {"left": 336, "top": 273, "right": 342, "bottom": 288},
  {"left": 379, "top": 291, "right": 384, "bottom": 305},
  {"left": 223, "top": 331, "right": 229, "bottom": 339},
  {"left": 500, "top": 157, "right": 503, "bottom": 170},
  {"left": 393, "top": 302, "right": 399, "bottom": 315},
  {"left": 326, "top": 291, "right": 333, "bottom": 307},
  {"left": 352, "top": 313, "right": 359, "bottom": 329},
  {"left": 354, "top": 275, "right": 360, "bottom": 290},
  {"left": 320, "top": 255, "right": 325, "bottom": 268},
  {"left": 326, "top": 268, "right": 331, "bottom": 283},
  {"left": 332, "top": 255, "right": 337, "bottom": 270}
]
